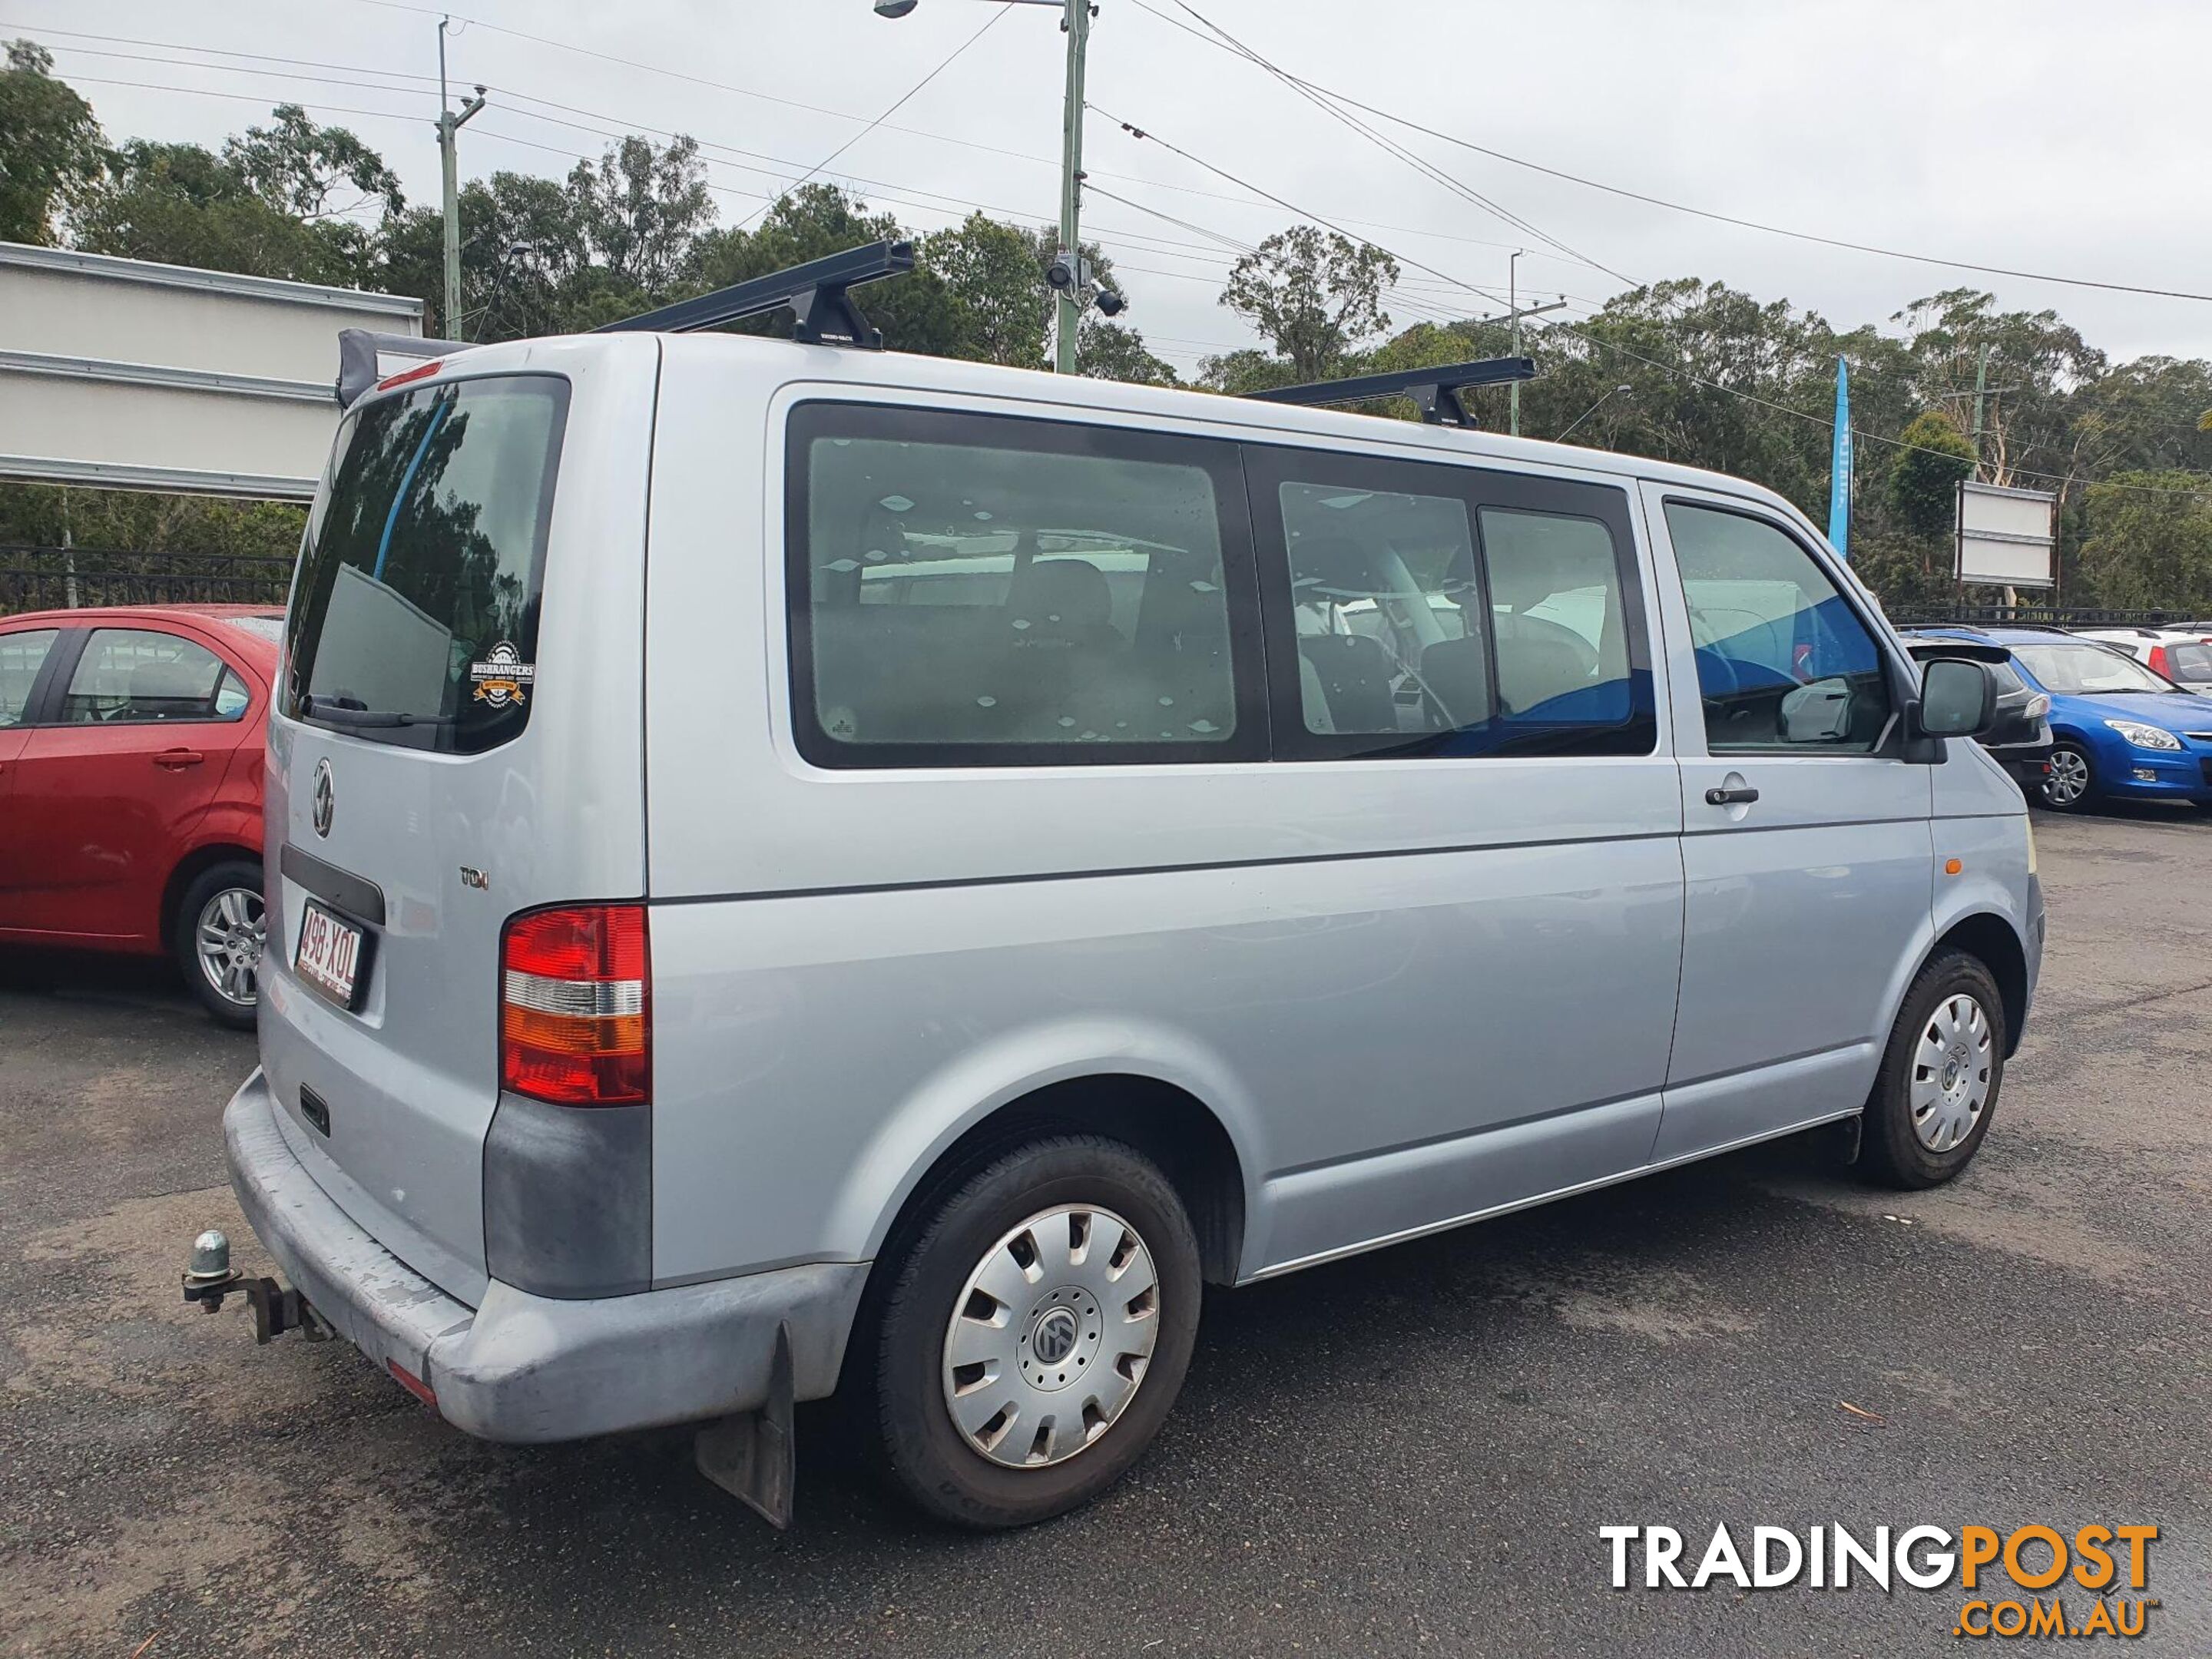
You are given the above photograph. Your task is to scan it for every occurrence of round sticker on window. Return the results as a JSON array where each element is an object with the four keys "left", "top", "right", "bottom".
[{"left": 469, "top": 641, "right": 536, "bottom": 707}]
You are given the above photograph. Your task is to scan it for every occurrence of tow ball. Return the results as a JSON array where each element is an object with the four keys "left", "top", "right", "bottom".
[{"left": 181, "top": 1230, "right": 326, "bottom": 1344}]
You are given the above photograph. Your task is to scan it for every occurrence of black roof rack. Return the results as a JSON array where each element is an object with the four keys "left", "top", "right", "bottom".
[
  {"left": 594, "top": 240, "right": 915, "bottom": 347},
  {"left": 1244, "top": 356, "right": 1537, "bottom": 427}
]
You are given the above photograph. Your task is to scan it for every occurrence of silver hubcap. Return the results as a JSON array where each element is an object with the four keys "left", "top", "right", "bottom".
[
  {"left": 2043, "top": 749, "right": 2089, "bottom": 805},
  {"left": 195, "top": 887, "right": 265, "bottom": 1008},
  {"left": 942, "top": 1204, "right": 1160, "bottom": 1469},
  {"left": 1910, "top": 992, "right": 1992, "bottom": 1153}
]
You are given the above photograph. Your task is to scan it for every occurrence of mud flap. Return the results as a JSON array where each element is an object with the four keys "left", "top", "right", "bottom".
[{"left": 694, "top": 1321, "right": 795, "bottom": 1528}]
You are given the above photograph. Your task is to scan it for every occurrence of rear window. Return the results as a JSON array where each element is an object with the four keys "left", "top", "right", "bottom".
[
  {"left": 284, "top": 375, "right": 568, "bottom": 752},
  {"left": 2166, "top": 641, "right": 2212, "bottom": 682}
]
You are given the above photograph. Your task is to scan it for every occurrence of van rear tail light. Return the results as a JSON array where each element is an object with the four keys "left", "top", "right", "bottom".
[
  {"left": 2148, "top": 645, "right": 2170, "bottom": 677},
  {"left": 500, "top": 905, "right": 649, "bottom": 1106}
]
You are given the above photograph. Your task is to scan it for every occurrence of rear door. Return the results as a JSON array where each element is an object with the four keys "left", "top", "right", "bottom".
[
  {"left": 9, "top": 623, "right": 255, "bottom": 944},
  {"left": 1641, "top": 485, "right": 1934, "bottom": 1159},
  {"left": 257, "top": 347, "right": 654, "bottom": 1302}
]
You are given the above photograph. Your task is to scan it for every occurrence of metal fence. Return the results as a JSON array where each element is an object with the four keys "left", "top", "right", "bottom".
[
  {"left": 0, "top": 545, "right": 295, "bottom": 614},
  {"left": 1885, "top": 602, "right": 2200, "bottom": 630}
]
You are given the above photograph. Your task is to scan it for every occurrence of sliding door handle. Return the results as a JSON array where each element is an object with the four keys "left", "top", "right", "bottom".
[{"left": 1704, "top": 783, "right": 1760, "bottom": 806}]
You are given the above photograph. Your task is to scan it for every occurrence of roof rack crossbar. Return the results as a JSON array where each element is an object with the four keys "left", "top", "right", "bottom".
[
  {"left": 1243, "top": 356, "right": 1538, "bottom": 427},
  {"left": 593, "top": 240, "right": 915, "bottom": 346}
]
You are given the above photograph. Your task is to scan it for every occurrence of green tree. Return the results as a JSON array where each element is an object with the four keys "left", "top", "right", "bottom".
[
  {"left": 923, "top": 212, "right": 1048, "bottom": 368},
  {"left": 223, "top": 103, "right": 402, "bottom": 222},
  {"left": 2077, "top": 472, "right": 2212, "bottom": 612},
  {"left": 0, "top": 41, "right": 106, "bottom": 243},
  {"left": 1222, "top": 224, "right": 1398, "bottom": 381},
  {"left": 1075, "top": 315, "right": 1178, "bottom": 386},
  {"left": 75, "top": 107, "right": 402, "bottom": 286},
  {"left": 382, "top": 171, "right": 590, "bottom": 339},
  {"left": 1886, "top": 410, "right": 1976, "bottom": 538},
  {"left": 568, "top": 134, "right": 712, "bottom": 297}
]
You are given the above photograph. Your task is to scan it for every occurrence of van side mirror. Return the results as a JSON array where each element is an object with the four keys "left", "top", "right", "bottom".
[{"left": 1916, "top": 657, "right": 1997, "bottom": 739}]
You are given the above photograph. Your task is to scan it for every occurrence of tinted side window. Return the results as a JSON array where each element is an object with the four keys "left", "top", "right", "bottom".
[
  {"left": 0, "top": 628, "right": 58, "bottom": 727},
  {"left": 1249, "top": 447, "right": 1654, "bottom": 760},
  {"left": 60, "top": 629, "right": 239, "bottom": 724},
  {"left": 788, "top": 403, "right": 1261, "bottom": 767},
  {"left": 1665, "top": 503, "right": 1892, "bottom": 754}
]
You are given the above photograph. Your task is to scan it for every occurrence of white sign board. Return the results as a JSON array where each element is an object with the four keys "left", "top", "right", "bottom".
[
  {"left": 1956, "top": 480, "right": 2057, "bottom": 589},
  {"left": 0, "top": 242, "right": 422, "bottom": 500}
]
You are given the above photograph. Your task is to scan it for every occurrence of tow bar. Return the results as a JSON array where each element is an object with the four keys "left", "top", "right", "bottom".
[{"left": 180, "top": 1229, "right": 327, "bottom": 1344}]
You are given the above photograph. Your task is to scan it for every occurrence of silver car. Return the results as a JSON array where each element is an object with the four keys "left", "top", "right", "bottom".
[{"left": 205, "top": 329, "right": 2042, "bottom": 1528}]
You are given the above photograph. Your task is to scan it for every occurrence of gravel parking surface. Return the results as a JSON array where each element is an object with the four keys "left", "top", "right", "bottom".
[{"left": 3, "top": 808, "right": 2207, "bottom": 1657}]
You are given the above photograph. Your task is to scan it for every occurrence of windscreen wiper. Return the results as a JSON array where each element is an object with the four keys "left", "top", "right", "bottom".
[{"left": 302, "top": 695, "right": 455, "bottom": 727}]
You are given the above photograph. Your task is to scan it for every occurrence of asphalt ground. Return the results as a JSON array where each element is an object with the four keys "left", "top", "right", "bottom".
[{"left": 2, "top": 804, "right": 2208, "bottom": 1657}]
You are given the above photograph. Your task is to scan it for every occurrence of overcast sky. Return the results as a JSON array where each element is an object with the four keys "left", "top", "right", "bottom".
[{"left": 17, "top": 0, "right": 2211, "bottom": 379}]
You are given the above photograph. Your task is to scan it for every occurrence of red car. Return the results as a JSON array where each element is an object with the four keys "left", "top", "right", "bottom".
[{"left": 0, "top": 604, "right": 282, "bottom": 1026}]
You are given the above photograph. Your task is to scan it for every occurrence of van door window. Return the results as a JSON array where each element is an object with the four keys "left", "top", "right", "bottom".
[
  {"left": 284, "top": 375, "right": 568, "bottom": 753},
  {"left": 1664, "top": 502, "right": 1892, "bottom": 753},
  {"left": 787, "top": 402, "right": 1262, "bottom": 767},
  {"left": 1248, "top": 448, "right": 1654, "bottom": 759}
]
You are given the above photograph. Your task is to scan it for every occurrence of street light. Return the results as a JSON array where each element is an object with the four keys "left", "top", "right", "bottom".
[
  {"left": 1556, "top": 385, "right": 1635, "bottom": 444},
  {"left": 876, "top": 0, "right": 1098, "bottom": 373}
]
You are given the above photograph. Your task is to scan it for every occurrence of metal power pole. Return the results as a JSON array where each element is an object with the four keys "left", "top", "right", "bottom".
[
  {"left": 1970, "top": 342, "right": 1991, "bottom": 478},
  {"left": 1055, "top": 0, "right": 1091, "bottom": 374},
  {"left": 437, "top": 18, "right": 486, "bottom": 341},
  {"left": 1508, "top": 249, "right": 1522, "bottom": 436}
]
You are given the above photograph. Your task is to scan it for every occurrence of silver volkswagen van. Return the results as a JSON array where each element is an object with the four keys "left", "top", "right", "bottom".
[{"left": 204, "top": 316, "right": 2041, "bottom": 1528}]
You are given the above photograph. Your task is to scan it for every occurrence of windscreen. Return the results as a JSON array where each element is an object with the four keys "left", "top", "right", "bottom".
[
  {"left": 2012, "top": 644, "right": 2174, "bottom": 697},
  {"left": 284, "top": 375, "right": 568, "bottom": 752}
]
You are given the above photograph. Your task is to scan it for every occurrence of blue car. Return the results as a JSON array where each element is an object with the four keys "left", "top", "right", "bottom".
[{"left": 1908, "top": 625, "right": 2212, "bottom": 813}]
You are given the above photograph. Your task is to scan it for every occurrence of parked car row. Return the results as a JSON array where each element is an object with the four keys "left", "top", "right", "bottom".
[{"left": 1902, "top": 624, "right": 2212, "bottom": 813}]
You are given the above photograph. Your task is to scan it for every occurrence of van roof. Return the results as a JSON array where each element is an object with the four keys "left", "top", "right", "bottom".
[{"left": 422, "top": 330, "right": 1815, "bottom": 528}]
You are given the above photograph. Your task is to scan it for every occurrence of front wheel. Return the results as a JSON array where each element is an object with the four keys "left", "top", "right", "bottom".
[
  {"left": 1856, "top": 949, "right": 2007, "bottom": 1189},
  {"left": 174, "top": 859, "right": 264, "bottom": 1029},
  {"left": 2038, "top": 742, "right": 2095, "bottom": 811},
  {"left": 870, "top": 1135, "right": 1202, "bottom": 1528}
]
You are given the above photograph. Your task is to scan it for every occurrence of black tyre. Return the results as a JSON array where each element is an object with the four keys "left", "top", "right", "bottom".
[
  {"left": 173, "top": 859, "right": 264, "bottom": 1030},
  {"left": 2038, "top": 741, "right": 2095, "bottom": 811},
  {"left": 1856, "top": 949, "right": 2007, "bottom": 1189},
  {"left": 869, "top": 1134, "right": 1201, "bottom": 1528}
]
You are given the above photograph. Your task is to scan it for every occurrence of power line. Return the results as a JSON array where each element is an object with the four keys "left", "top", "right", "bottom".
[
  {"left": 735, "top": 2, "right": 1014, "bottom": 232},
  {"left": 1132, "top": 0, "right": 1636, "bottom": 290},
  {"left": 1134, "top": 0, "right": 2212, "bottom": 307}
]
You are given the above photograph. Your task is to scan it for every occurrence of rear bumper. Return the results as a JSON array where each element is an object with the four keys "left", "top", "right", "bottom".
[{"left": 224, "top": 1068, "right": 867, "bottom": 1443}]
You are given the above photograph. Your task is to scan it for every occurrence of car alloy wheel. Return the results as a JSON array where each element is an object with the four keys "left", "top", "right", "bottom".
[
  {"left": 940, "top": 1204, "right": 1161, "bottom": 1469},
  {"left": 195, "top": 885, "right": 266, "bottom": 1009},
  {"left": 2041, "top": 747, "right": 2091, "bottom": 807}
]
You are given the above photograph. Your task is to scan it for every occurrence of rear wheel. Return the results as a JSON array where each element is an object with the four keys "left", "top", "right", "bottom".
[
  {"left": 174, "top": 859, "right": 264, "bottom": 1029},
  {"left": 2038, "top": 742, "right": 2094, "bottom": 811},
  {"left": 1856, "top": 949, "right": 2006, "bottom": 1189},
  {"left": 869, "top": 1135, "right": 1201, "bottom": 1528}
]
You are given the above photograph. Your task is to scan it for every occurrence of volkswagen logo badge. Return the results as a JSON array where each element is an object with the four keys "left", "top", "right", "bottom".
[
  {"left": 1031, "top": 1306, "right": 1079, "bottom": 1366},
  {"left": 310, "top": 757, "right": 335, "bottom": 839}
]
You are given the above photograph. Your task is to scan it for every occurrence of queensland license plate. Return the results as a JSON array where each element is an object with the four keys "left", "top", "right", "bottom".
[{"left": 296, "top": 901, "right": 367, "bottom": 1009}]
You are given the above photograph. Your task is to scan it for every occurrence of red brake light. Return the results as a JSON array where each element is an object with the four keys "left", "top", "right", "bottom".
[
  {"left": 501, "top": 906, "right": 649, "bottom": 1106},
  {"left": 376, "top": 359, "right": 443, "bottom": 392},
  {"left": 2147, "top": 645, "right": 2169, "bottom": 676}
]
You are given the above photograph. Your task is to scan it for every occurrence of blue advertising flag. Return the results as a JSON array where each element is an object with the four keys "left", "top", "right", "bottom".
[{"left": 1826, "top": 356, "right": 1853, "bottom": 558}]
